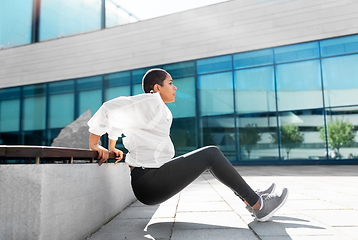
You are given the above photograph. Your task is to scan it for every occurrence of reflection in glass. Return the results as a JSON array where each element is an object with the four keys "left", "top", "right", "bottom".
[
  {"left": 321, "top": 34, "right": 358, "bottom": 57},
  {"left": 200, "top": 116, "right": 236, "bottom": 161},
  {"left": 22, "top": 84, "right": 47, "bottom": 131},
  {"left": 49, "top": 93, "right": 74, "bottom": 128},
  {"left": 237, "top": 113, "right": 279, "bottom": 160},
  {"left": 78, "top": 90, "right": 102, "bottom": 117},
  {"left": 48, "top": 80, "right": 75, "bottom": 129},
  {"left": 324, "top": 106, "right": 358, "bottom": 159},
  {"left": 234, "top": 49, "right": 273, "bottom": 69},
  {"left": 167, "top": 77, "right": 195, "bottom": 118},
  {"left": 0, "top": 0, "right": 33, "bottom": 49},
  {"left": 322, "top": 54, "right": 358, "bottom": 107},
  {"left": 132, "top": 84, "right": 143, "bottom": 95},
  {"left": 274, "top": 42, "right": 319, "bottom": 63},
  {"left": 77, "top": 77, "right": 102, "bottom": 117},
  {"left": 277, "top": 110, "right": 326, "bottom": 160},
  {"left": 198, "top": 72, "right": 234, "bottom": 116},
  {"left": 0, "top": 99, "right": 20, "bottom": 132},
  {"left": 235, "top": 66, "right": 275, "bottom": 113},
  {"left": 272, "top": 123, "right": 303, "bottom": 159},
  {"left": 105, "top": 86, "right": 130, "bottom": 101},
  {"left": 104, "top": 72, "right": 131, "bottom": 100},
  {"left": 197, "top": 55, "right": 232, "bottom": 74},
  {"left": 105, "top": 0, "right": 138, "bottom": 28},
  {"left": 171, "top": 118, "right": 196, "bottom": 156},
  {"left": 40, "top": 0, "right": 101, "bottom": 41},
  {"left": 276, "top": 60, "right": 322, "bottom": 111},
  {"left": 164, "top": 61, "right": 195, "bottom": 78}
]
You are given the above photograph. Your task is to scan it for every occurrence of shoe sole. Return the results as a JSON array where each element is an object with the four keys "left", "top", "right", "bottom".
[{"left": 256, "top": 188, "right": 289, "bottom": 222}]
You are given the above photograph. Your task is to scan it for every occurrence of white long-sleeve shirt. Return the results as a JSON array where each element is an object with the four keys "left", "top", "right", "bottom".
[{"left": 87, "top": 92, "right": 175, "bottom": 168}]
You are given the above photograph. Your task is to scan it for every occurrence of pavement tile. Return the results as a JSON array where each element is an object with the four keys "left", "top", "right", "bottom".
[
  {"left": 177, "top": 200, "right": 232, "bottom": 212},
  {"left": 285, "top": 199, "right": 349, "bottom": 210},
  {"left": 174, "top": 211, "right": 248, "bottom": 230},
  {"left": 260, "top": 236, "right": 355, "bottom": 240},
  {"left": 302, "top": 209, "right": 358, "bottom": 227},
  {"left": 88, "top": 218, "right": 161, "bottom": 240},
  {"left": 333, "top": 226, "right": 358, "bottom": 239},
  {"left": 171, "top": 228, "right": 259, "bottom": 240},
  {"left": 247, "top": 214, "right": 338, "bottom": 237},
  {"left": 117, "top": 205, "right": 160, "bottom": 219}
]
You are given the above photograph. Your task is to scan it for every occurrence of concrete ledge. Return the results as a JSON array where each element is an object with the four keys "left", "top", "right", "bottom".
[{"left": 0, "top": 163, "right": 136, "bottom": 240}]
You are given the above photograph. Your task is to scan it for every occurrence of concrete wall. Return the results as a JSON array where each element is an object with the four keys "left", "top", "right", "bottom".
[
  {"left": 1, "top": 0, "right": 358, "bottom": 88},
  {"left": 0, "top": 163, "right": 136, "bottom": 240}
]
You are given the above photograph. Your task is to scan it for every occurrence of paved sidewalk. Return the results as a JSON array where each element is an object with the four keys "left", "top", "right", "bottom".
[{"left": 87, "top": 165, "right": 358, "bottom": 240}]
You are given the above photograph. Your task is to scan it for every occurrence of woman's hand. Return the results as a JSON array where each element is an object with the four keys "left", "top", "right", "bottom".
[
  {"left": 91, "top": 144, "right": 110, "bottom": 166},
  {"left": 89, "top": 133, "right": 109, "bottom": 166},
  {"left": 109, "top": 148, "right": 124, "bottom": 164}
]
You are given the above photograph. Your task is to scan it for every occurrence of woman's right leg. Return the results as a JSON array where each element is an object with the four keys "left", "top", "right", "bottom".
[{"left": 131, "top": 146, "right": 259, "bottom": 206}]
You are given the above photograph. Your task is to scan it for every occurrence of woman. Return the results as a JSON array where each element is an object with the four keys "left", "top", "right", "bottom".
[{"left": 88, "top": 68, "right": 288, "bottom": 222}]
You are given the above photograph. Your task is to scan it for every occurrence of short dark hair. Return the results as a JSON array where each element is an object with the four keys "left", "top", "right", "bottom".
[{"left": 142, "top": 68, "right": 168, "bottom": 93}]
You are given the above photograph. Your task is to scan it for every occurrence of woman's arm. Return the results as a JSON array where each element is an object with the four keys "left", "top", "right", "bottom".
[
  {"left": 89, "top": 133, "right": 109, "bottom": 166},
  {"left": 108, "top": 138, "right": 123, "bottom": 164}
]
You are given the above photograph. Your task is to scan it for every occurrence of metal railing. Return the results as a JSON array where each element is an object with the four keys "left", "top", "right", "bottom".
[{"left": 0, "top": 145, "right": 119, "bottom": 164}]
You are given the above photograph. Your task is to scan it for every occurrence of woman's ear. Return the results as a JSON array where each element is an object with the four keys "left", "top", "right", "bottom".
[{"left": 153, "top": 84, "right": 160, "bottom": 92}]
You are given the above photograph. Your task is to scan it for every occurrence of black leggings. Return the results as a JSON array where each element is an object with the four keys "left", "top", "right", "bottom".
[{"left": 130, "top": 146, "right": 259, "bottom": 206}]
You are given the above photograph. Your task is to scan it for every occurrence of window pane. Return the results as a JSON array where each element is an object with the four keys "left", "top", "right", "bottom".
[
  {"left": 132, "top": 68, "right": 154, "bottom": 84},
  {"left": 23, "top": 84, "right": 46, "bottom": 97},
  {"left": 23, "top": 96, "right": 46, "bottom": 131},
  {"left": 104, "top": 72, "right": 131, "bottom": 100},
  {"left": 238, "top": 113, "right": 279, "bottom": 160},
  {"left": 325, "top": 106, "right": 358, "bottom": 159},
  {"left": 234, "top": 49, "right": 273, "bottom": 69},
  {"left": 200, "top": 116, "right": 236, "bottom": 161},
  {"left": 274, "top": 42, "right": 319, "bottom": 64},
  {"left": 167, "top": 77, "right": 195, "bottom": 118},
  {"left": 235, "top": 66, "right": 275, "bottom": 113},
  {"left": 0, "top": 0, "right": 32, "bottom": 49},
  {"left": 104, "top": 72, "right": 131, "bottom": 87},
  {"left": 322, "top": 54, "right": 358, "bottom": 107},
  {"left": 48, "top": 80, "right": 74, "bottom": 94},
  {"left": 276, "top": 60, "right": 322, "bottom": 111},
  {"left": 198, "top": 72, "right": 234, "bottom": 116},
  {"left": 277, "top": 110, "right": 326, "bottom": 160},
  {"left": 105, "top": 1, "right": 138, "bottom": 28},
  {"left": 0, "top": 99, "right": 20, "bottom": 132},
  {"left": 171, "top": 118, "right": 196, "bottom": 156},
  {"left": 197, "top": 55, "right": 232, "bottom": 74},
  {"left": 0, "top": 87, "right": 21, "bottom": 100},
  {"left": 321, "top": 34, "right": 358, "bottom": 57},
  {"left": 0, "top": 132, "right": 19, "bottom": 145},
  {"left": 78, "top": 90, "right": 102, "bottom": 116},
  {"left": 105, "top": 86, "right": 130, "bottom": 101},
  {"left": 132, "top": 84, "right": 143, "bottom": 95},
  {"left": 40, "top": 0, "right": 101, "bottom": 41},
  {"left": 49, "top": 93, "right": 74, "bottom": 128},
  {"left": 164, "top": 61, "right": 195, "bottom": 78},
  {"left": 77, "top": 76, "right": 102, "bottom": 91},
  {"left": 22, "top": 130, "right": 46, "bottom": 145}
]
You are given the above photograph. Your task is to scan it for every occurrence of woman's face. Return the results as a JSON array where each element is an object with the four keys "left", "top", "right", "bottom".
[{"left": 155, "top": 73, "right": 177, "bottom": 103}]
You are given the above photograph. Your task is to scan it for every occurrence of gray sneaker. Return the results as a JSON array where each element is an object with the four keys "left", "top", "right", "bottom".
[
  {"left": 246, "top": 183, "right": 276, "bottom": 215},
  {"left": 253, "top": 188, "right": 289, "bottom": 222},
  {"left": 256, "top": 183, "right": 276, "bottom": 196}
]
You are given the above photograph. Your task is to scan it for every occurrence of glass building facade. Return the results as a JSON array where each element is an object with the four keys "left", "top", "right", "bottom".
[
  {"left": 1, "top": 34, "right": 358, "bottom": 164},
  {"left": 0, "top": 0, "right": 138, "bottom": 49}
]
